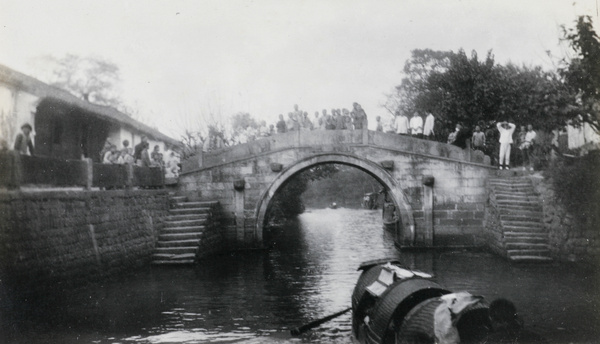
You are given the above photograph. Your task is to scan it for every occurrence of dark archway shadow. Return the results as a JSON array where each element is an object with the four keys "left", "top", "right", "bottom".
[{"left": 254, "top": 153, "right": 415, "bottom": 247}]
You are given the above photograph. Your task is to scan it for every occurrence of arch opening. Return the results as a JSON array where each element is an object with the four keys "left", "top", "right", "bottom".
[{"left": 255, "top": 153, "right": 415, "bottom": 246}]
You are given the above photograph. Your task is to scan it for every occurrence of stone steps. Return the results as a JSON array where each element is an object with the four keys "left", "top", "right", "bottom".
[
  {"left": 170, "top": 195, "right": 188, "bottom": 203},
  {"left": 501, "top": 221, "right": 545, "bottom": 228},
  {"left": 489, "top": 176, "right": 552, "bottom": 262},
  {"left": 175, "top": 202, "right": 213, "bottom": 209},
  {"left": 164, "top": 219, "right": 207, "bottom": 228},
  {"left": 504, "top": 234, "right": 548, "bottom": 244},
  {"left": 170, "top": 207, "right": 211, "bottom": 215},
  {"left": 491, "top": 186, "right": 536, "bottom": 192},
  {"left": 498, "top": 207, "right": 543, "bottom": 213},
  {"left": 165, "top": 214, "right": 208, "bottom": 221},
  {"left": 507, "top": 248, "right": 550, "bottom": 256},
  {"left": 505, "top": 242, "right": 549, "bottom": 250},
  {"left": 499, "top": 214, "right": 543, "bottom": 221},
  {"left": 496, "top": 200, "right": 540, "bottom": 207},
  {"left": 495, "top": 194, "right": 538, "bottom": 201},
  {"left": 161, "top": 225, "right": 206, "bottom": 233},
  {"left": 155, "top": 246, "right": 198, "bottom": 255},
  {"left": 152, "top": 197, "right": 218, "bottom": 265},
  {"left": 156, "top": 239, "right": 200, "bottom": 247},
  {"left": 152, "top": 253, "right": 196, "bottom": 265},
  {"left": 159, "top": 232, "right": 203, "bottom": 241},
  {"left": 498, "top": 207, "right": 544, "bottom": 218},
  {"left": 509, "top": 255, "right": 553, "bottom": 262}
]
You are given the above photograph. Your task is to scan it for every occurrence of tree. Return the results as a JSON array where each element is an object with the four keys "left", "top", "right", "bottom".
[
  {"left": 229, "top": 112, "right": 259, "bottom": 144},
  {"left": 385, "top": 49, "right": 577, "bottom": 136},
  {"left": 560, "top": 15, "right": 600, "bottom": 132},
  {"left": 35, "top": 54, "right": 124, "bottom": 109},
  {"left": 382, "top": 49, "right": 453, "bottom": 116}
]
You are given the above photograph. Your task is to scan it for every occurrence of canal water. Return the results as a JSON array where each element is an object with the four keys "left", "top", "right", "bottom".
[{"left": 5, "top": 208, "right": 600, "bottom": 343}]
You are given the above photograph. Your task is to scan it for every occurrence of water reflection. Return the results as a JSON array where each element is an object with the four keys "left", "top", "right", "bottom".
[{"left": 4, "top": 208, "right": 599, "bottom": 343}]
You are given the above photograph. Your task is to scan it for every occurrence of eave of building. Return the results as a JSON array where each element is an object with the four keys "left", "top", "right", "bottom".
[{"left": 0, "top": 63, "right": 181, "bottom": 148}]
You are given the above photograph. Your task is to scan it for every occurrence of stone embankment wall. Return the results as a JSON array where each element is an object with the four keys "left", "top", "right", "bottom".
[
  {"left": 482, "top": 189, "right": 505, "bottom": 257},
  {"left": 198, "top": 201, "right": 224, "bottom": 258},
  {"left": 530, "top": 176, "right": 600, "bottom": 263},
  {"left": 0, "top": 190, "right": 169, "bottom": 294}
]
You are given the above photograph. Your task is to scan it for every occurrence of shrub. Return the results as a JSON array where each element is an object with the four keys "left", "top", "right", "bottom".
[{"left": 547, "top": 152, "right": 600, "bottom": 231}]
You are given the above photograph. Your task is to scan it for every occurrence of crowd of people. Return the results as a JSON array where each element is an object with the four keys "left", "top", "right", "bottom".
[
  {"left": 275, "top": 103, "right": 369, "bottom": 132},
  {"left": 233, "top": 103, "right": 369, "bottom": 144},
  {"left": 224, "top": 106, "right": 538, "bottom": 171},
  {"left": 8, "top": 109, "right": 538, "bottom": 175},
  {"left": 100, "top": 135, "right": 180, "bottom": 178},
  {"left": 444, "top": 119, "right": 537, "bottom": 171}
]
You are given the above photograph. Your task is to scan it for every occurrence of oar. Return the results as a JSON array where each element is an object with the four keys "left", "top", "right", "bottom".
[{"left": 290, "top": 307, "right": 352, "bottom": 336}]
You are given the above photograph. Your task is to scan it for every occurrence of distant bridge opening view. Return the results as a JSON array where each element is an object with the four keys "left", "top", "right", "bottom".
[{"left": 261, "top": 163, "right": 389, "bottom": 245}]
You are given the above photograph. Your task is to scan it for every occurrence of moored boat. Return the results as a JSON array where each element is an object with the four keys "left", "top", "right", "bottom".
[{"left": 352, "top": 259, "right": 491, "bottom": 344}]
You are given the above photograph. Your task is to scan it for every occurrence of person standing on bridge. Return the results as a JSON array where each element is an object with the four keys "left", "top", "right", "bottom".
[
  {"left": 497, "top": 119, "right": 516, "bottom": 170},
  {"left": 382, "top": 113, "right": 395, "bottom": 134},
  {"left": 276, "top": 114, "right": 287, "bottom": 133},
  {"left": 410, "top": 112, "right": 424, "bottom": 139},
  {"left": 325, "top": 115, "right": 335, "bottom": 130},
  {"left": 314, "top": 111, "right": 322, "bottom": 130},
  {"left": 423, "top": 112, "right": 435, "bottom": 140},
  {"left": 352, "top": 103, "right": 367, "bottom": 130},
  {"left": 286, "top": 113, "right": 297, "bottom": 131},
  {"left": 471, "top": 125, "right": 486, "bottom": 151},
  {"left": 341, "top": 109, "right": 351, "bottom": 130},
  {"left": 301, "top": 112, "right": 313, "bottom": 131},
  {"left": 394, "top": 110, "right": 409, "bottom": 135},
  {"left": 293, "top": 104, "right": 303, "bottom": 119},
  {"left": 375, "top": 116, "right": 383, "bottom": 132},
  {"left": 335, "top": 109, "right": 346, "bottom": 129}
]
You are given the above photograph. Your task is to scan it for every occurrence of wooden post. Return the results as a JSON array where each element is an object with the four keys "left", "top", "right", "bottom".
[
  {"left": 234, "top": 179, "right": 245, "bottom": 245},
  {"left": 422, "top": 175, "right": 435, "bottom": 247},
  {"left": 11, "top": 151, "right": 22, "bottom": 189},
  {"left": 125, "top": 163, "right": 134, "bottom": 189},
  {"left": 85, "top": 158, "right": 93, "bottom": 190}
]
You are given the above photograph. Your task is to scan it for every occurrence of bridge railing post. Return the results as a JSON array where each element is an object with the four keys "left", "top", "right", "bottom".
[
  {"left": 421, "top": 175, "right": 435, "bottom": 247},
  {"left": 234, "top": 179, "right": 245, "bottom": 245}
]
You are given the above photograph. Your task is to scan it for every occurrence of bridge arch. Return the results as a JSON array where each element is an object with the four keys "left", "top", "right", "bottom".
[{"left": 254, "top": 153, "right": 415, "bottom": 244}]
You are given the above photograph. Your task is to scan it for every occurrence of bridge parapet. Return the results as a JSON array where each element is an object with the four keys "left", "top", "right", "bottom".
[{"left": 182, "top": 130, "right": 489, "bottom": 174}]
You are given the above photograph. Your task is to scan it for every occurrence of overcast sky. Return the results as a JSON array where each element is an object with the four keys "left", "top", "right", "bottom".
[{"left": 1, "top": 0, "right": 599, "bottom": 138}]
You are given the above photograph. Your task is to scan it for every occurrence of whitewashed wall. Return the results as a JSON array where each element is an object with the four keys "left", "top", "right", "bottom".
[{"left": 0, "top": 83, "right": 39, "bottom": 149}]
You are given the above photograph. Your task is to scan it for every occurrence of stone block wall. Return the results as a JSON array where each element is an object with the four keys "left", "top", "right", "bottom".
[
  {"left": 531, "top": 175, "right": 600, "bottom": 263},
  {"left": 0, "top": 189, "right": 169, "bottom": 294},
  {"left": 483, "top": 188, "right": 507, "bottom": 257},
  {"left": 198, "top": 201, "right": 225, "bottom": 258}
]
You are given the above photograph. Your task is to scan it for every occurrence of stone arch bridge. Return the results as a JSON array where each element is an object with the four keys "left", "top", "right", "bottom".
[{"left": 179, "top": 129, "right": 493, "bottom": 249}]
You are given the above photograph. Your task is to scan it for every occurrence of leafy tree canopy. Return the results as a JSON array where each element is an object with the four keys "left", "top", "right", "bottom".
[
  {"left": 386, "top": 48, "right": 578, "bottom": 134},
  {"left": 560, "top": 15, "right": 600, "bottom": 131},
  {"left": 37, "top": 54, "right": 124, "bottom": 109}
]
